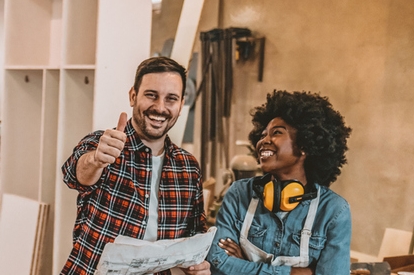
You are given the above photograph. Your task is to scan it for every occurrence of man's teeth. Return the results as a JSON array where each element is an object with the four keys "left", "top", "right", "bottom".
[
  {"left": 261, "top": 151, "right": 274, "bottom": 157},
  {"left": 149, "top": 115, "right": 166, "bottom": 122}
]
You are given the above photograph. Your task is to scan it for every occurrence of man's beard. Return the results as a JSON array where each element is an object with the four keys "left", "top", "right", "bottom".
[{"left": 133, "top": 111, "right": 176, "bottom": 140}]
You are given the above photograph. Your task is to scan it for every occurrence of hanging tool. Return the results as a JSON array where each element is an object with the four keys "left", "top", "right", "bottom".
[{"left": 198, "top": 27, "right": 264, "bottom": 179}]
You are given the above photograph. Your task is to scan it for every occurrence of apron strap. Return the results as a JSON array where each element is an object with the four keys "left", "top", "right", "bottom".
[
  {"left": 298, "top": 186, "right": 320, "bottom": 266},
  {"left": 241, "top": 198, "right": 259, "bottom": 236}
]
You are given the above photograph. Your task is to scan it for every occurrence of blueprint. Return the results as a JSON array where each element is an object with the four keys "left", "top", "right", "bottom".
[{"left": 95, "top": 226, "right": 217, "bottom": 275}]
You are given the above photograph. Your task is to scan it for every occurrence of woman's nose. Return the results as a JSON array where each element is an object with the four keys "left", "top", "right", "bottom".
[
  {"left": 261, "top": 134, "right": 271, "bottom": 144},
  {"left": 257, "top": 136, "right": 270, "bottom": 151}
]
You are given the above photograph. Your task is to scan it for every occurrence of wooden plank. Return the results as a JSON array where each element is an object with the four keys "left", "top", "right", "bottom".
[
  {"left": 170, "top": 0, "right": 205, "bottom": 68},
  {"left": 391, "top": 263, "right": 414, "bottom": 272},
  {"left": 384, "top": 255, "right": 414, "bottom": 270},
  {"left": 168, "top": 0, "right": 205, "bottom": 147},
  {"left": 31, "top": 203, "right": 49, "bottom": 275},
  {"left": 93, "top": 0, "right": 152, "bottom": 130},
  {"left": 0, "top": 194, "right": 45, "bottom": 274},
  {"left": 378, "top": 228, "right": 413, "bottom": 260}
]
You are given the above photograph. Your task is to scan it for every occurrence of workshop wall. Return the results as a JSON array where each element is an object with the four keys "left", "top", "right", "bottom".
[
  {"left": 153, "top": 0, "right": 414, "bottom": 258},
  {"left": 219, "top": 0, "right": 414, "bottom": 258}
]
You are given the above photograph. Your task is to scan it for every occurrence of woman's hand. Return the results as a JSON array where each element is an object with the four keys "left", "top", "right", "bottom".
[
  {"left": 218, "top": 238, "right": 245, "bottom": 259},
  {"left": 218, "top": 238, "right": 314, "bottom": 275},
  {"left": 290, "top": 267, "right": 315, "bottom": 275}
]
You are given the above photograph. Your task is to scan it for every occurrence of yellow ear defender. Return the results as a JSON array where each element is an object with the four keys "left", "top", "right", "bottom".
[
  {"left": 253, "top": 174, "right": 317, "bottom": 212},
  {"left": 263, "top": 180, "right": 304, "bottom": 212}
]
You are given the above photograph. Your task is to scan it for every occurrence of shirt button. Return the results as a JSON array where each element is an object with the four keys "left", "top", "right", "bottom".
[
  {"left": 275, "top": 242, "right": 280, "bottom": 247},
  {"left": 142, "top": 221, "right": 146, "bottom": 225},
  {"left": 145, "top": 148, "right": 149, "bottom": 152},
  {"left": 145, "top": 193, "right": 149, "bottom": 198}
]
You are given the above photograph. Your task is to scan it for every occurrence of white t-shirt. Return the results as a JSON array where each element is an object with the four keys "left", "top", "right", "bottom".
[
  {"left": 143, "top": 152, "right": 164, "bottom": 241},
  {"left": 142, "top": 152, "right": 185, "bottom": 274}
]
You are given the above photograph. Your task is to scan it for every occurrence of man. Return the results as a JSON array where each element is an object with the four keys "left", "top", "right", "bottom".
[{"left": 61, "top": 57, "right": 210, "bottom": 275}]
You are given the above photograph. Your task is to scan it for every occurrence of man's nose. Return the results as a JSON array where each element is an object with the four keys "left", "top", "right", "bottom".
[{"left": 153, "top": 98, "right": 166, "bottom": 111}]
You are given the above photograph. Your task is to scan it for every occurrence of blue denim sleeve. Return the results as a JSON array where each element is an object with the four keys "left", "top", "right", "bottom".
[
  {"left": 314, "top": 199, "right": 352, "bottom": 275},
  {"left": 207, "top": 182, "right": 292, "bottom": 275}
]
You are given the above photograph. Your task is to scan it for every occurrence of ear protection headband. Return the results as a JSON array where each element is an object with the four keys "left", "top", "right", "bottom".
[{"left": 253, "top": 174, "right": 317, "bottom": 212}]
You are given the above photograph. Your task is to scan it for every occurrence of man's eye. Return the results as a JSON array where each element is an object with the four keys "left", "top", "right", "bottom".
[
  {"left": 146, "top": 93, "right": 156, "bottom": 99},
  {"left": 167, "top": 96, "right": 179, "bottom": 102}
]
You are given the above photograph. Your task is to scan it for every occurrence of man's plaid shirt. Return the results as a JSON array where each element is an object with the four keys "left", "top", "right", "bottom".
[{"left": 60, "top": 120, "right": 207, "bottom": 275}]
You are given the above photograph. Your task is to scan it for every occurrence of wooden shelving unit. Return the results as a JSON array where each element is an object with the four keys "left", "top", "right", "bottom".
[{"left": 0, "top": 0, "right": 151, "bottom": 274}]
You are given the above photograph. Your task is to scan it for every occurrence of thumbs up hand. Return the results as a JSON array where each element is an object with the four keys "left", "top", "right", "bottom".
[{"left": 94, "top": 112, "right": 128, "bottom": 168}]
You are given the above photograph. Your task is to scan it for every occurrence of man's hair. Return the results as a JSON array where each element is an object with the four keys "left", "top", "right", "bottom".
[
  {"left": 133, "top": 56, "right": 187, "bottom": 97},
  {"left": 248, "top": 90, "right": 352, "bottom": 187}
]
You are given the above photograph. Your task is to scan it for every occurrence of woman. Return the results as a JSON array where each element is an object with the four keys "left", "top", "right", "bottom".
[{"left": 207, "top": 90, "right": 352, "bottom": 275}]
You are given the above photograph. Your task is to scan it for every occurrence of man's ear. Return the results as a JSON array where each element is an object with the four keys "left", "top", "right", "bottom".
[
  {"left": 178, "top": 95, "right": 185, "bottom": 115},
  {"left": 129, "top": 87, "right": 136, "bottom": 107}
]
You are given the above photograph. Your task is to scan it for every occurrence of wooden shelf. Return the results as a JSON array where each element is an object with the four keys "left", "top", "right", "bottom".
[
  {"left": 62, "top": 0, "right": 98, "bottom": 66},
  {"left": 2, "top": 69, "right": 43, "bottom": 200},
  {"left": 1, "top": 1, "right": 152, "bottom": 274},
  {"left": 4, "top": 0, "right": 61, "bottom": 67}
]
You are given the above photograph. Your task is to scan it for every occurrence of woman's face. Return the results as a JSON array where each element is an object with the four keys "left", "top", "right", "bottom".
[{"left": 256, "top": 117, "right": 306, "bottom": 181}]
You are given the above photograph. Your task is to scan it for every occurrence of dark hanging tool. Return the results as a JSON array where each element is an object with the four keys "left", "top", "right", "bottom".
[{"left": 198, "top": 27, "right": 265, "bottom": 178}]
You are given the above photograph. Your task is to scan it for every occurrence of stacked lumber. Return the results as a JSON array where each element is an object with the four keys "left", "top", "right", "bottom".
[{"left": 0, "top": 194, "right": 49, "bottom": 275}]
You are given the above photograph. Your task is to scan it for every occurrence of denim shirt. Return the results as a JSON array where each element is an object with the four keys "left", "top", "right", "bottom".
[{"left": 207, "top": 177, "right": 351, "bottom": 275}]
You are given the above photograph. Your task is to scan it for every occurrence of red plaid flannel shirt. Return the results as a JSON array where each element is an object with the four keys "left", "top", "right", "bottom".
[{"left": 60, "top": 120, "right": 207, "bottom": 275}]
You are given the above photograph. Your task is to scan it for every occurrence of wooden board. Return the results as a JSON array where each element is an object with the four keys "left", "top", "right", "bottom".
[
  {"left": 378, "top": 228, "right": 413, "bottom": 260},
  {"left": 168, "top": 0, "right": 205, "bottom": 147},
  {"left": 0, "top": 194, "right": 49, "bottom": 275},
  {"left": 93, "top": 0, "right": 152, "bottom": 131}
]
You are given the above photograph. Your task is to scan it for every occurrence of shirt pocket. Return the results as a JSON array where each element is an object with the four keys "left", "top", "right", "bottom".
[
  {"left": 236, "top": 219, "right": 268, "bottom": 248},
  {"left": 290, "top": 232, "right": 327, "bottom": 259}
]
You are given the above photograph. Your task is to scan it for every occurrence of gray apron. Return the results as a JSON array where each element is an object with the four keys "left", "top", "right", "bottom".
[{"left": 239, "top": 187, "right": 320, "bottom": 267}]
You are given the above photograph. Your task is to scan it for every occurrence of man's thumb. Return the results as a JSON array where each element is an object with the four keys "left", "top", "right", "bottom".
[{"left": 117, "top": 112, "right": 128, "bottom": 132}]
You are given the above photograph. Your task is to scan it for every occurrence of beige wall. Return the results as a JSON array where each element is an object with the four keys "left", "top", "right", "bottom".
[{"left": 153, "top": 0, "right": 414, "bottom": 258}]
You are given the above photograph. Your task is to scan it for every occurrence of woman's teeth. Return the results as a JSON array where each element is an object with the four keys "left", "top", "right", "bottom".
[{"left": 260, "top": 150, "right": 274, "bottom": 157}]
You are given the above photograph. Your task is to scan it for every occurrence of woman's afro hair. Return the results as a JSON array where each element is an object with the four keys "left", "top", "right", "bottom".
[{"left": 248, "top": 90, "right": 352, "bottom": 187}]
